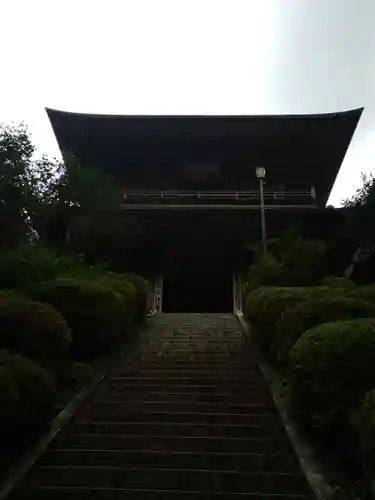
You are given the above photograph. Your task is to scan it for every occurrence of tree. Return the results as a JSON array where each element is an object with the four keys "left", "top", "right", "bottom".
[
  {"left": 0, "top": 123, "right": 142, "bottom": 270},
  {"left": 245, "top": 228, "right": 327, "bottom": 287},
  {"left": 0, "top": 123, "right": 37, "bottom": 248},
  {"left": 339, "top": 173, "right": 375, "bottom": 281}
]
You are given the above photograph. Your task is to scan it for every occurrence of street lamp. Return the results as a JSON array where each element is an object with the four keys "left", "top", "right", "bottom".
[{"left": 255, "top": 167, "right": 267, "bottom": 253}]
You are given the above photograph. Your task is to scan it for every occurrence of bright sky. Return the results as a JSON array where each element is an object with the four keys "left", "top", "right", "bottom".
[{"left": 1, "top": 0, "right": 374, "bottom": 205}]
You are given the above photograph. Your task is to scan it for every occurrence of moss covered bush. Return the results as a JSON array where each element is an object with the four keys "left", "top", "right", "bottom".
[
  {"left": 123, "top": 272, "right": 148, "bottom": 322},
  {"left": 0, "top": 295, "right": 71, "bottom": 371},
  {"left": 275, "top": 296, "right": 375, "bottom": 364},
  {"left": 0, "top": 366, "right": 21, "bottom": 430},
  {"left": 0, "top": 349, "right": 56, "bottom": 426},
  {"left": 288, "top": 318, "right": 375, "bottom": 432},
  {"left": 352, "top": 390, "right": 375, "bottom": 477},
  {"left": 321, "top": 276, "right": 356, "bottom": 290},
  {"left": 350, "top": 285, "right": 375, "bottom": 303},
  {"left": 244, "top": 286, "right": 344, "bottom": 352},
  {"left": 31, "top": 278, "right": 125, "bottom": 357},
  {"left": 245, "top": 252, "right": 285, "bottom": 289},
  {"left": 98, "top": 273, "right": 138, "bottom": 328},
  {"left": 0, "top": 243, "right": 89, "bottom": 291}
]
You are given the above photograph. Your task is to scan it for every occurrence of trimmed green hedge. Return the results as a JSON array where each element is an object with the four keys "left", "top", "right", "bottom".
[
  {"left": 350, "top": 285, "right": 375, "bottom": 303},
  {"left": 0, "top": 295, "right": 71, "bottom": 371},
  {"left": 0, "top": 349, "right": 56, "bottom": 428},
  {"left": 321, "top": 276, "right": 356, "bottom": 289},
  {"left": 288, "top": 318, "right": 375, "bottom": 432},
  {"left": 352, "top": 390, "right": 375, "bottom": 477},
  {"left": 275, "top": 296, "right": 375, "bottom": 364},
  {"left": 31, "top": 278, "right": 125, "bottom": 358},
  {"left": 244, "top": 286, "right": 345, "bottom": 352},
  {"left": 123, "top": 273, "right": 148, "bottom": 322},
  {"left": 245, "top": 252, "right": 285, "bottom": 289},
  {"left": 98, "top": 273, "right": 138, "bottom": 328}
]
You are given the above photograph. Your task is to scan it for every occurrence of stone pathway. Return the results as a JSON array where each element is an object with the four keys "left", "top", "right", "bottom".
[{"left": 10, "top": 313, "right": 313, "bottom": 499}]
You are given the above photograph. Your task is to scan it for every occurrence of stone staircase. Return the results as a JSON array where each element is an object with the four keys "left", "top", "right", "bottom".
[{"left": 10, "top": 313, "right": 313, "bottom": 499}]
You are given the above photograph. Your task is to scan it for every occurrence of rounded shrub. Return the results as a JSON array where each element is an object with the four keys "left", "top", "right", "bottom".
[
  {"left": 288, "top": 318, "right": 375, "bottom": 431},
  {"left": 350, "top": 285, "right": 375, "bottom": 303},
  {"left": 352, "top": 390, "right": 375, "bottom": 475},
  {"left": 245, "top": 252, "right": 285, "bottom": 289},
  {"left": 0, "top": 366, "right": 20, "bottom": 429},
  {"left": 275, "top": 296, "right": 375, "bottom": 364},
  {"left": 123, "top": 273, "right": 148, "bottom": 322},
  {"left": 0, "top": 295, "right": 71, "bottom": 370},
  {"left": 0, "top": 349, "right": 56, "bottom": 422},
  {"left": 32, "top": 278, "right": 125, "bottom": 358},
  {"left": 244, "top": 286, "right": 344, "bottom": 352},
  {"left": 321, "top": 276, "right": 356, "bottom": 290},
  {"left": 98, "top": 273, "right": 137, "bottom": 328}
]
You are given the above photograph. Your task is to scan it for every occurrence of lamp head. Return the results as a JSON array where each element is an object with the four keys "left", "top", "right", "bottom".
[{"left": 255, "top": 166, "right": 266, "bottom": 179}]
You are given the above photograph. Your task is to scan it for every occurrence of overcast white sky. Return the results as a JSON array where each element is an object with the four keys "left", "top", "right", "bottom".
[{"left": 1, "top": 0, "right": 374, "bottom": 205}]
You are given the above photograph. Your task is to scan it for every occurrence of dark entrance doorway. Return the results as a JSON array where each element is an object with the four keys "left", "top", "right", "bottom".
[{"left": 162, "top": 272, "right": 233, "bottom": 313}]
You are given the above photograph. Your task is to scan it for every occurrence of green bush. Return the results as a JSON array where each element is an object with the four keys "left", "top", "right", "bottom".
[
  {"left": 321, "top": 276, "right": 356, "bottom": 289},
  {"left": 98, "top": 272, "right": 137, "bottom": 327},
  {"left": 0, "top": 295, "right": 71, "bottom": 371},
  {"left": 352, "top": 390, "right": 375, "bottom": 477},
  {"left": 275, "top": 296, "right": 375, "bottom": 364},
  {"left": 0, "top": 243, "right": 110, "bottom": 292},
  {"left": 0, "top": 349, "right": 56, "bottom": 423},
  {"left": 349, "top": 285, "right": 375, "bottom": 303},
  {"left": 244, "top": 286, "right": 344, "bottom": 352},
  {"left": 0, "top": 366, "right": 20, "bottom": 429},
  {"left": 0, "top": 243, "right": 84, "bottom": 291},
  {"left": 245, "top": 252, "right": 285, "bottom": 289},
  {"left": 123, "top": 273, "right": 148, "bottom": 322},
  {"left": 288, "top": 318, "right": 375, "bottom": 431},
  {"left": 31, "top": 278, "right": 125, "bottom": 357}
]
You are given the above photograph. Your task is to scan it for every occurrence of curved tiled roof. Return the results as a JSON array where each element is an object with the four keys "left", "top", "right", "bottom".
[{"left": 46, "top": 107, "right": 363, "bottom": 204}]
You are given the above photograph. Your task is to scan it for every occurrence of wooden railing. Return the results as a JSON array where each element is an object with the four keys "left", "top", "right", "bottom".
[{"left": 123, "top": 189, "right": 316, "bottom": 202}]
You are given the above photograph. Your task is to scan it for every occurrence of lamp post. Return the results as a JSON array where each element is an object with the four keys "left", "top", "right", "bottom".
[{"left": 255, "top": 166, "right": 267, "bottom": 253}]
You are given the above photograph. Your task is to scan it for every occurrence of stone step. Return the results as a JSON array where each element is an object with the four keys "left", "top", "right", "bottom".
[
  {"left": 14, "top": 486, "right": 311, "bottom": 500},
  {"left": 102, "top": 381, "right": 267, "bottom": 393},
  {"left": 93, "top": 389, "right": 271, "bottom": 403},
  {"left": 70, "top": 420, "right": 285, "bottom": 438},
  {"left": 52, "top": 433, "right": 291, "bottom": 454},
  {"left": 8, "top": 313, "right": 313, "bottom": 500},
  {"left": 39, "top": 448, "right": 299, "bottom": 472},
  {"left": 28, "top": 465, "right": 309, "bottom": 494},
  {"left": 105, "top": 376, "right": 266, "bottom": 387},
  {"left": 127, "top": 361, "right": 257, "bottom": 370},
  {"left": 85, "top": 400, "right": 274, "bottom": 415},
  {"left": 75, "top": 409, "right": 276, "bottom": 425},
  {"left": 110, "top": 369, "right": 261, "bottom": 380}
]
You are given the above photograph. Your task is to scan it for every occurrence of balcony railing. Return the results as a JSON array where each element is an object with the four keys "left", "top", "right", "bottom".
[{"left": 123, "top": 189, "right": 316, "bottom": 203}]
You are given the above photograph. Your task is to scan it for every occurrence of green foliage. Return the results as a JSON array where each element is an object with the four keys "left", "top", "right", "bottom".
[
  {"left": 288, "top": 318, "right": 375, "bottom": 431},
  {"left": 31, "top": 278, "right": 125, "bottom": 357},
  {"left": 98, "top": 273, "right": 137, "bottom": 327},
  {"left": 352, "top": 390, "right": 375, "bottom": 477},
  {"left": 275, "top": 296, "right": 375, "bottom": 364},
  {"left": 245, "top": 252, "right": 285, "bottom": 289},
  {"left": 321, "top": 276, "right": 356, "bottom": 289},
  {"left": 0, "top": 366, "right": 20, "bottom": 427},
  {"left": 0, "top": 124, "right": 63, "bottom": 249},
  {"left": 0, "top": 295, "right": 71, "bottom": 370},
  {"left": 0, "top": 349, "right": 56, "bottom": 423},
  {"left": 349, "top": 285, "right": 375, "bottom": 303},
  {"left": 275, "top": 229, "right": 327, "bottom": 285},
  {"left": 246, "top": 229, "right": 327, "bottom": 288},
  {"left": 244, "top": 286, "right": 343, "bottom": 352},
  {"left": 122, "top": 272, "right": 149, "bottom": 322},
  {"left": 0, "top": 242, "right": 110, "bottom": 291}
]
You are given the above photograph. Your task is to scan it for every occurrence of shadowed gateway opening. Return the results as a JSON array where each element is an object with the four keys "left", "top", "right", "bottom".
[{"left": 162, "top": 273, "right": 233, "bottom": 313}]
